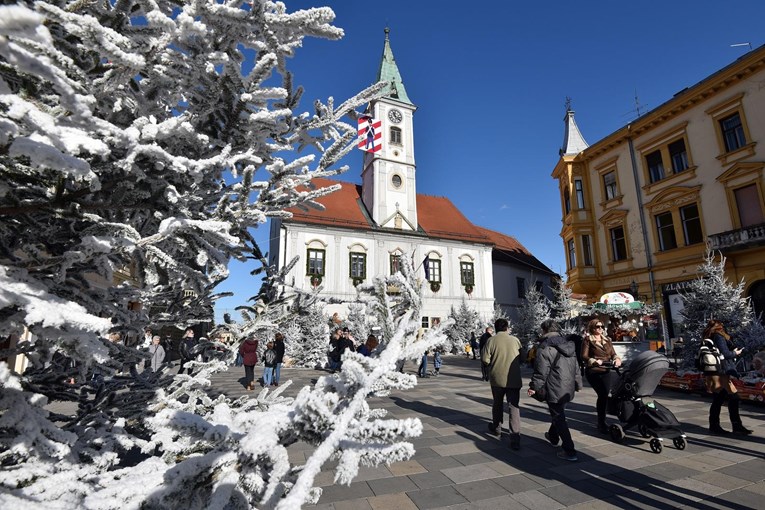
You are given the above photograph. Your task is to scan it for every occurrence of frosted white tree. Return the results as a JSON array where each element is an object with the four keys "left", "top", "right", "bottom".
[
  {"left": 515, "top": 286, "right": 552, "bottom": 350},
  {"left": 444, "top": 300, "right": 479, "bottom": 353},
  {"left": 346, "top": 302, "right": 373, "bottom": 344},
  {"left": 285, "top": 303, "right": 330, "bottom": 368},
  {"left": 679, "top": 251, "right": 755, "bottom": 368},
  {"left": 0, "top": 1, "right": 434, "bottom": 508},
  {"left": 550, "top": 277, "right": 585, "bottom": 335}
]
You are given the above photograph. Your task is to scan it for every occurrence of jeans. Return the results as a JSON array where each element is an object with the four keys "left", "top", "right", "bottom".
[
  {"left": 547, "top": 401, "right": 576, "bottom": 455},
  {"left": 418, "top": 355, "right": 428, "bottom": 377},
  {"left": 274, "top": 362, "right": 282, "bottom": 383},
  {"left": 491, "top": 386, "right": 521, "bottom": 436},
  {"left": 263, "top": 366, "right": 274, "bottom": 386}
]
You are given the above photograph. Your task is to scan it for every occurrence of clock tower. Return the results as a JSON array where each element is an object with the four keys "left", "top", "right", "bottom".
[{"left": 361, "top": 28, "right": 418, "bottom": 231}]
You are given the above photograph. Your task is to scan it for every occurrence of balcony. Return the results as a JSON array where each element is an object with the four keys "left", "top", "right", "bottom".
[{"left": 708, "top": 222, "right": 765, "bottom": 252}]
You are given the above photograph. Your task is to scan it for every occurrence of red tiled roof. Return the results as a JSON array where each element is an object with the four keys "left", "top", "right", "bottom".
[
  {"left": 284, "top": 178, "right": 554, "bottom": 274},
  {"left": 286, "top": 178, "right": 492, "bottom": 245},
  {"left": 475, "top": 226, "right": 555, "bottom": 275},
  {"left": 287, "top": 178, "right": 371, "bottom": 230}
]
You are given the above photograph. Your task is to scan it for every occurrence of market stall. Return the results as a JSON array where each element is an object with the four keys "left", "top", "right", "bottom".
[{"left": 580, "top": 292, "right": 664, "bottom": 364}]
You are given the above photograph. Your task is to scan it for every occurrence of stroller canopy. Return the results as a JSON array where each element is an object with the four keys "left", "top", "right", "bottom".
[{"left": 621, "top": 350, "right": 670, "bottom": 397}]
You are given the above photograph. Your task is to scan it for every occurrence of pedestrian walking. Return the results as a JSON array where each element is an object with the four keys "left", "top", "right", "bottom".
[
  {"left": 239, "top": 335, "right": 259, "bottom": 390},
  {"left": 178, "top": 328, "right": 197, "bottom": 375},
  {"left": 469, "top": 332, "right": 478, "bottom": 360},
  {"left": 529, "top": 319, "right": 582, "bottom": 462},
  {"left": 479, "top": 326, "right": 493, "bottom": 381},
  {"left": 273, "top": 331, "right": 285, "bottom": 387},
  {"left": 262, "top": 341, "right": 277, "bottom": 387},
  {"left": 433, "top": 349, "right": 443, "bottom": 376},
  {"left": 704, "top": 320, "right": 752, "bottom": 435},
  {"left": 581, "top": 318, "right": 621, "bottom": 433},
  {"left": 328, "top": 328, "right": 341, "bottom": 372},
  {"left": 148, "top": 335, "right": 165, "bottom": 372},
  {"left": 481, "top": 318, "right": 523, "bottom": 450},
  {"left": 418, "top": 351, "right": 428, "bottom": 378}
]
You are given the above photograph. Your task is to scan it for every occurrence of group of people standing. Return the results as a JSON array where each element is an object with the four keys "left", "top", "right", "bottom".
[{"left": 238, "top": 332, "right": 285, "bottom": 391}]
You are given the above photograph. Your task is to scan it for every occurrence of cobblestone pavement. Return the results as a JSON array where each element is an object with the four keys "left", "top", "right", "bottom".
[{"left": 210, "top": 355, "right": 765, "bottom": 510}]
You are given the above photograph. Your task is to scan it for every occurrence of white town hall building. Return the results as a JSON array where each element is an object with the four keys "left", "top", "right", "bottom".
[{"left": 269, "top": 29, "right": 555, "bottom": 326}]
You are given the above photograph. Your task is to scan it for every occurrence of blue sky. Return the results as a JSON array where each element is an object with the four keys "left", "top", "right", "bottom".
[{"left": 214, "top": 0, "right": 765, "bottom": 322}]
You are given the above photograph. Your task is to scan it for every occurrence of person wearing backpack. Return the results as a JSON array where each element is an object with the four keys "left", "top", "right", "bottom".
[
  {"left": 262, "top": 341, "right": 277, "bottom": 387},
  {"left": 703, "top": 320, "right": 752, "bottom": 435}
]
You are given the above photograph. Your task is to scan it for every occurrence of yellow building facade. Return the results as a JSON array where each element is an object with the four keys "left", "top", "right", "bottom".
[{"left": 552, "top": 45, "right": 765, "bottom": 340}]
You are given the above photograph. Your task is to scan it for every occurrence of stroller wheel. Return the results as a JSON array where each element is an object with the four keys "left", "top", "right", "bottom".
[
  {"left": 673, "top": 437, "right": 687, "bottom": 450},
  {"left": 638, "top": 424, "right": 650, "bottom": 437},
  {"left": 610, "top": 424, "right": 625, "bottom": 443},
  {"left": 649, "top": 438, "right": 663, "bottom": 454}
]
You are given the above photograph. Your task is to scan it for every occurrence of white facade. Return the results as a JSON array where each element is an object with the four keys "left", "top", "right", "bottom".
[{"left": 271, "top": 219, "right": 497, "bottom": 323}]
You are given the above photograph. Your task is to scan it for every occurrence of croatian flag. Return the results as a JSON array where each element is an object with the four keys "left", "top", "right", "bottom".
[{"left": 358, "top": 116, "right": 382, "bottom": 153}]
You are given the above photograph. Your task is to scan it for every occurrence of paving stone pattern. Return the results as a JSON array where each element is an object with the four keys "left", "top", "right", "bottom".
[{"left": 212, "top": 354, "right": 765, "bottom": 509}]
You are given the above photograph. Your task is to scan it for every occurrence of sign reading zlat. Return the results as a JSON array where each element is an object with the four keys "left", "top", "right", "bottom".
[{"left": 662, "top": 280, "right": 694, "bottom": 294}]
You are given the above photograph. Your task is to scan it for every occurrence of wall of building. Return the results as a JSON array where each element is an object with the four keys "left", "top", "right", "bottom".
[{"left": 270, "top": 219, "right": 496, "bottom": 321}]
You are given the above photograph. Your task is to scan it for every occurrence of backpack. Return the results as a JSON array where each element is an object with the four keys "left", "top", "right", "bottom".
[{"left": 696, "top": 339, "right": 721, "bottom": 373}]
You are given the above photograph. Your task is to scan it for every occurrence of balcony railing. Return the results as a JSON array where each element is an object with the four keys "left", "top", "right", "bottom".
[{"left": 708, "top": 222, "right": 765, "bottom": 251}]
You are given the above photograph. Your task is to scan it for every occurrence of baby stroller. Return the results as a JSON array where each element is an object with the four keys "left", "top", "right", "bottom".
[{"left": 606, "top": 350, "right": 686, "bottom": 453}]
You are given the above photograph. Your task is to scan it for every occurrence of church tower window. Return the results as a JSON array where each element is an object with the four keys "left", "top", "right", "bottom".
[{"left": 390, "top": 126, "right": 402, "bottom": 145}]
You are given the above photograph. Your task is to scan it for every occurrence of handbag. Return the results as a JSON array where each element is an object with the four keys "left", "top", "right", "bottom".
[{"left": 235, "top": 352, "right": 244, "bottom": 367}]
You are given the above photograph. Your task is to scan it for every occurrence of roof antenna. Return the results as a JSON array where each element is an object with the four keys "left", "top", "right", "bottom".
[
  {"left": 621, "top": 89, "right": 647, "bottom": 120},
  {"left": 730, "top": 42, "right": 752, "bottom": 51}
]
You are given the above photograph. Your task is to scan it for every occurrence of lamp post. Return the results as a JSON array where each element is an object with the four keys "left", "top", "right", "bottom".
[{"left": 629, "top": 280, "right": 639, "bottom": 300}]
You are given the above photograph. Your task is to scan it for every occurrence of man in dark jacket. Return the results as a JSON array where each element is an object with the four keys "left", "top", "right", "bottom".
[
  {"left": 178, "top": 328, "right": 197, "bottom": 375},
  {"left": 478, "top": 326, "right": 493, "bottom": 381},
  {"left": 528, "top": 319, "right": 582, "bottom": 462},
  {"left": 481, "top": 319, "right": 523, "bottom": 450},
  {"left": 273, "top": 331, "right": 285, "bottom": 387}
]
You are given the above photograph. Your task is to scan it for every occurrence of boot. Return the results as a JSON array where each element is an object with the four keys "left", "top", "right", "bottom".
[
  {"left": 728, "top": 392, "right": 753, "bottom": 435},
  {"left": 709, "top": 391, "right": 729, "bottom": 434},
  {"left": 509, "top": 433, "right": 521, "bottom": 451}
]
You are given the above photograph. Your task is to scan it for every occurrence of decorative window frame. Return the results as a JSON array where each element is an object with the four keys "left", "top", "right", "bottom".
[
  {"left": 305, "top": 239, "right": 327, "bottom": 280},
  {"left": 599, "top": 209, "right": 632, "bottom": 267},
  {"left": 636, "top": 122, "right": 697, "bottom": 194},
  {"left": 348, "top": 243, "right": 367, "bottom": 284},
  {"left": 644, "top": 185, "right": 704, "bottom": 259},
  {"left": 595, "top": 155, "right": 623, "bottom": 209},
  {"left": 716, "top": 161, "right": 765, "bottom": 229},
  {"left": 458, "top": 254, "right": 475, "bottom": 290},
  {"left": 706, "top": 93, "right": 756, "bottom": 165}
]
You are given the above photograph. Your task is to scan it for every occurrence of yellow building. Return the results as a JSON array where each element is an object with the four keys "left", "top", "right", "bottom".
[{"left": 552, "top": 44, "right": 765, "bottom": 340}]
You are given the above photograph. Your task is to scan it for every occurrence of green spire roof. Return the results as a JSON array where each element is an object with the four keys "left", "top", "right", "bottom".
[{"left": 375, "top": 28, "right": 413, "bottom": 105}]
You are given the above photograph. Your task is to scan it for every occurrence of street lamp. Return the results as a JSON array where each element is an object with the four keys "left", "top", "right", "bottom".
[{"left": 629, "top": 280, "right": 639, "bottom": 300}]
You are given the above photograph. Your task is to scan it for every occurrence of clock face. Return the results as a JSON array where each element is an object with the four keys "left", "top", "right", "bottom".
[{"left": 388, "top": 109, "right": 402, "bottom": 124}]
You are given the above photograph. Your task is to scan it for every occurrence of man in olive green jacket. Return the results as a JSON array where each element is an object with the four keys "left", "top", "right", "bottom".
[{"left": 481, "top": 318, "right": 523, "bottom": 449}]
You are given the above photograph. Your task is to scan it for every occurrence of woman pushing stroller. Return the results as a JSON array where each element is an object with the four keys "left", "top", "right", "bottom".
[{"left": 581, "top": 319, "right": 622, "bottom": 433}]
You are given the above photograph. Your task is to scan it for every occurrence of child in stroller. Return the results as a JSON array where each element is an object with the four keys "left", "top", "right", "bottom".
[{"left": 605, "top": 350, "right": 686, "bottom": 453}]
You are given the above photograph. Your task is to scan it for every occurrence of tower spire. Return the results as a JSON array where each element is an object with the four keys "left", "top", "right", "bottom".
[
  {"left": 376, "top": 28, "right": 413, "bottom": 105},
  {"left": 560, "top": 98, "right": 588, "bottom": 156}
]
